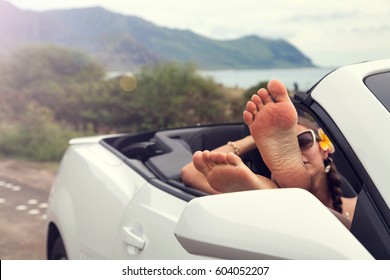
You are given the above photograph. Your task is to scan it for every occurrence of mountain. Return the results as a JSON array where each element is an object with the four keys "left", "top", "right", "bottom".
[{"left": 0, "top": 1, "right": 314, "bottom": 70}]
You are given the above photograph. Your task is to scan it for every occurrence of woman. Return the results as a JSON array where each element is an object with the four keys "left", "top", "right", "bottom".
[{"left": 181, "top": 79, "right": 356, "bottom": 224}]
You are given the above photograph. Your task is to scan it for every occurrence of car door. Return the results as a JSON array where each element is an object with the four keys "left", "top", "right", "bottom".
[{"left": 111, "top": 181, "right": 208, "bottom": 259}]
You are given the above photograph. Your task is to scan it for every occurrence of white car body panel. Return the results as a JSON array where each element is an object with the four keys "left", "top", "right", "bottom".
[
  {"left": 49, "top": 142, "right": 207, "bottom": 259},
  {"left": 48, "top": 143, "right": 148, "bottom": 259},
  {"left": 175, "top": 189, "right": 373, "bottom": 259},
  {"left": 112, "top": 184, "right": 210, "bottom": 259}
]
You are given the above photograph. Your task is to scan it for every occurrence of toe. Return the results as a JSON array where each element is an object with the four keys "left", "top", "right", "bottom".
[
  {"left": 226, "top": 152, "right": 241, "bottom": 165},
  {"left": 210, "top": 151, "right": 228, "bottom": 165},
  {"left": 246, "top": 100, "right": 258, "bottom": 116},
  {"left": 243, "top": 100, "right": 258, "bottom": 125},
  {"left": 267, "top": 79, "right": 290, "bottom": 102},
  {"left": 243, "top": 110, "right": 254, "bottom": 126},
  {"left": 193, "top": 151, "right": 211, "bottom": 176},
  {"left": 257, "top": 88, "right": 273, "bottom": 104},
  {"left": 251, "top": 94, "right": 263, "bottom": 109}
]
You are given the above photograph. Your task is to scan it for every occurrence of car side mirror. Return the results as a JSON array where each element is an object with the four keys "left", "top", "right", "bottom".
[{"left": 174, "top": 189, "right": 373, "bottom": 260}]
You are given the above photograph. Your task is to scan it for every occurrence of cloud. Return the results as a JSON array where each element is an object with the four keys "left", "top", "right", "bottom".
[{"left": 284, "top": 11, "right": 359, "bottom": 23}]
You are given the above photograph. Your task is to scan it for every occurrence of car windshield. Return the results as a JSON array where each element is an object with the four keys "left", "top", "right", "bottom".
[{"left": 364, "top": 71, "right": 390, "bottom": 112}]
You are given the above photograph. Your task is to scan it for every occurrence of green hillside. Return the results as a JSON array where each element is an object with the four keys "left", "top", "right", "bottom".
[{"left": 0, "top": 0, "right": 314, "bottom": 70}]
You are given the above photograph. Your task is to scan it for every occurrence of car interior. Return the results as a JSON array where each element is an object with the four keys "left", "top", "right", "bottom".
[
  {"left": 102, "top": 121, "right": 357, "bottom": 200},
  {"left": 103, "top": 123, "right": 249, "bottom": 199}
]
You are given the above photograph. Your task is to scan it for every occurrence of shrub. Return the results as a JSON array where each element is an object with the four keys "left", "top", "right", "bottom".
[{"left": 0, "top": 102, "right": 90, "bottom": 161}]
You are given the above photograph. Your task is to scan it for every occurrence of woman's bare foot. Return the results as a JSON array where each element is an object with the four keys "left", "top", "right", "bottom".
[
  {"left": 243, "top": 79, "right": 311, "bottom": 189},
  {"left": 192, "top": 150, "right": 277, "bottom": 193}
]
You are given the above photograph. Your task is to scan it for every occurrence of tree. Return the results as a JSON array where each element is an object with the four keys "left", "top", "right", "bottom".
[
  {"left": 131, "top": 62, "right": 228, "bottom": 131},
  {"left": 0, "top": 45, "right": 107, "bottom": 130},
  {"left": 242, "top": 81, "right": 269, "bottom": 102},
  {"left": 0, "top": 101, "right": 85, "bottom": 161},
  {"left": 0, "top": 45, "right": 242, "bottom": 160}
]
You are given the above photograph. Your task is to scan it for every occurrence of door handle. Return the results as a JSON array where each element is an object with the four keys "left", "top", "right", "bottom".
[{"left": 121, "top": 226, "right": 145, "bottom": 250}]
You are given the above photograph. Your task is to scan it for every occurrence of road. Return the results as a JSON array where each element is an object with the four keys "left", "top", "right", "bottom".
[{"left": 0, "top": 174, "right": 52, "bottom": 259}]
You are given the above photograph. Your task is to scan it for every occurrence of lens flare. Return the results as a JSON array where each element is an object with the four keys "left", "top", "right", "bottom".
[{"left": 119, "top": 74, "right": 137, "bottom": 92}]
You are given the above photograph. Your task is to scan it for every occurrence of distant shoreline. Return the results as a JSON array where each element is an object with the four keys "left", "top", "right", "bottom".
[
  {"left": 198, "top": 67, "right": 336, "bottom": 90},
  {"left": 106, "top": 66, "right": 336, "bottom": 91}
]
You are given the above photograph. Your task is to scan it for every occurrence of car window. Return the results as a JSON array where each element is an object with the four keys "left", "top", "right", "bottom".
[{"left": 364, "top": 71, "right": 390, "bottom": 112}]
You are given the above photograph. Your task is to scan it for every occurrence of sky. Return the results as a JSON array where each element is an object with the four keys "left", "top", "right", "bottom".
[{"left": 6, "top": 0, "right": 390, "bottom": 67}]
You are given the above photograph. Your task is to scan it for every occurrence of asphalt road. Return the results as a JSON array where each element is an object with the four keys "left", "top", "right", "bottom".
[{"left": 0, "top": 177, "right": 50, "bottom": 260}]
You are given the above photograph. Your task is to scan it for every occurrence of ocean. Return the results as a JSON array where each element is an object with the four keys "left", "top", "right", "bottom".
[{"left": 199, "top": 67, "right": 336, "bottom": 91}]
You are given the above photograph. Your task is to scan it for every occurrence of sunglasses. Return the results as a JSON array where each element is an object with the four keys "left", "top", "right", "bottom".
[{"left": 297, "top": 130, "right": 317, "bottom": 151}]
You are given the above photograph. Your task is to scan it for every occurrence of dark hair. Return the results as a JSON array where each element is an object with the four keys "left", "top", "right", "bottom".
[{"left": 298, "top": 116, "right": 344, "bottom": 213}]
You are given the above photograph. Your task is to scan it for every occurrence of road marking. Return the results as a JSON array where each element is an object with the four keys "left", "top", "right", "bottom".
[
  {"left": 12, "top": 186, "right": 21, "bottom": 191},
  {"left": 0, "top": 179, "right": 49, "bottom": 220},
  {"left": 27, "top": 199, "right": 38, "bottom": 205},
  {"left": 39, "top": 202, "right": 48, "bottom": 208},
  {"left": 16, "top": 205, "right": 28, "bottom": 211},
  {"left": 28, "top": 209, "right": 40, "bottom": 215}
]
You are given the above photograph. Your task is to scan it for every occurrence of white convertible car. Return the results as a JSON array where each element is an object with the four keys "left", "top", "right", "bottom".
[{"left": 46, "top": 59, "right": 390, "bottom": 260}]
